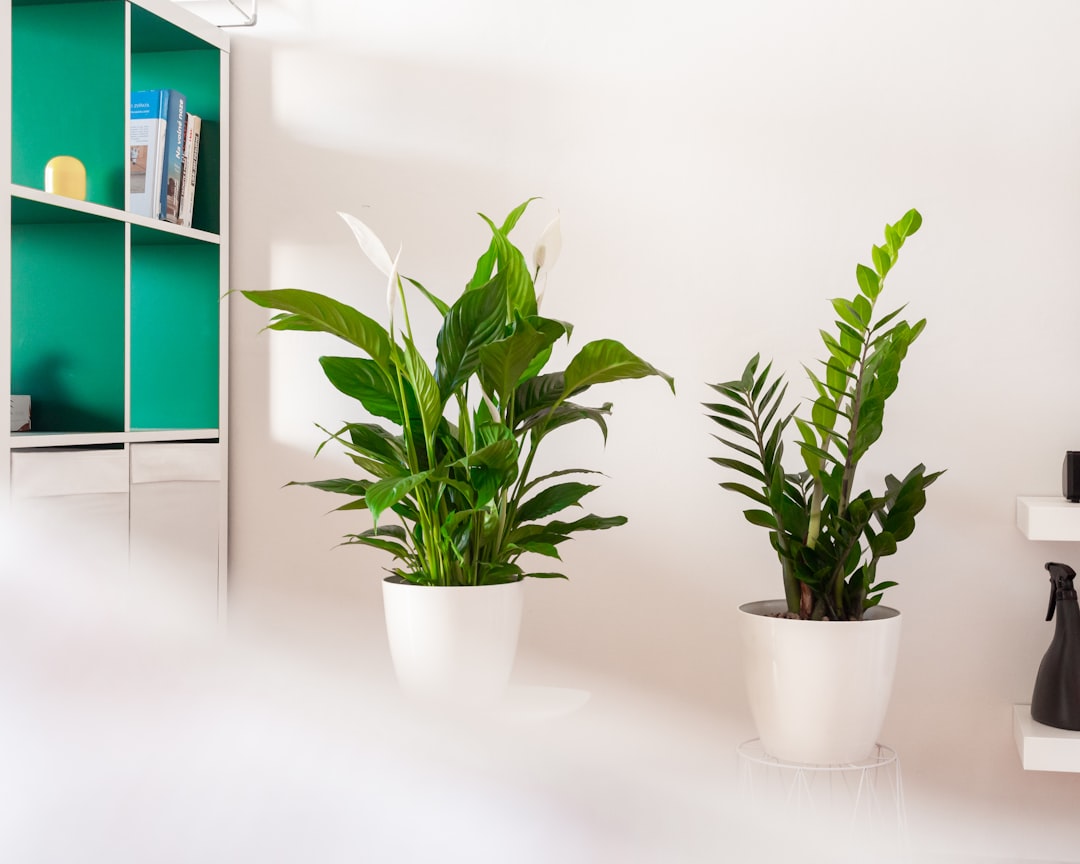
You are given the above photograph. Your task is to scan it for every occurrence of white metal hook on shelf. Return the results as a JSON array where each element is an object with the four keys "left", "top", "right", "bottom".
[{"left": 174, "top": 0, "right": 257, "bottom": 28}]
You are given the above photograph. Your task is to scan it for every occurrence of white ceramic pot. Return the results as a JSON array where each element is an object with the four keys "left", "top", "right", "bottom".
[
  {"left": 382, "top": 576, "right": 524, "bottom": 708},
  {"left": 738, "top": 599, "right": 902, "bottom": 765}
]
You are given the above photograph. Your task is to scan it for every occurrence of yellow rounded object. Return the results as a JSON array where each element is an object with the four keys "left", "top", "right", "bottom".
[{"left": 44, "top": 155, "right": 87, "bottom": 200}]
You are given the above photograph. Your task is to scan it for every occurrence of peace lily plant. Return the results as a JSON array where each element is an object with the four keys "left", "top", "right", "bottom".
[
  {"left": 706, "top": 209, "right": 942, "bottom": 621},
  {"left": 243, "top": 199, "right": 674, "bottom": 587}
]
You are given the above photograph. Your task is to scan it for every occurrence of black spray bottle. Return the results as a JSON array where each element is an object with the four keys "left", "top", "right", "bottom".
[{"left": 1031, "top": 562, "right": 1080, "bottom": 731}]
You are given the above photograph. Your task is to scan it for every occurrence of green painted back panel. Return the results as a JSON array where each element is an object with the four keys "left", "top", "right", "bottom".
[
  {"left": 12, "top": 1, "right": 126, "bottom": 209},
  {"left": 130, "top": 243, "right": 219, "bottom": 429},
  {"left": 11, "top": 222, "right": 126, "bottom": 432}
]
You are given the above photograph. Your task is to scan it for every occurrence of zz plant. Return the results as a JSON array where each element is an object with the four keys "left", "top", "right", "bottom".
[
  {"left": 243, "top": 199, "right": 673, "bottom": 587},
  {"left": 705, "top": 209, "right": 942, "bottom": 621}
]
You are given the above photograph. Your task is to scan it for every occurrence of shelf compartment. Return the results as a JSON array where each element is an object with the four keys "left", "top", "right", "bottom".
[
  {"left": 12, "top": 0, "right": 126, "bottom": 210},
  {"left": 1016, "top": 496, "right": 1080, "bottom": 541},
  {"left": 130, "top": 241, "right": 220, "bottom": 430},
  {"left": 11, "top": 220, "right": 126, "bottom": 433},
  {"left": 130, "top": 8, "right": 222, "bottom": 235},
  {"left": 1013, "top": 704, "right": 1080, "bottom": 772}
]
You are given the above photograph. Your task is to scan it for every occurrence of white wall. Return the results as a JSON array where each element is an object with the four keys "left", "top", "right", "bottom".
[{"left": 227, "top": 1, "right": 1080, "bottom": 858}]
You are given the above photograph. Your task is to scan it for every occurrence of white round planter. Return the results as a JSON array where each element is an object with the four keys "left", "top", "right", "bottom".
[
  {"left": 382, "top": 576, "right": 524, "bottom": 709},
  {"left": 738, "top": 599, "right": 902, "bottom": 765}
]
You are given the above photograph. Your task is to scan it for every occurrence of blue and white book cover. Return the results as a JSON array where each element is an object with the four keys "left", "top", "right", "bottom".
[
  {"left": 161, "top": 89, "right": 187, "bottom": 223},
  {"left": 129, "top": 89, "right": 168, "bottom": 218}
]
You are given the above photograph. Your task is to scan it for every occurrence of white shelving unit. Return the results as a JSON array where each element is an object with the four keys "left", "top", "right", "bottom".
[
  {"left": 3, "top": 0, "right": 230, "bottom": 621},
  {"left": 1016, "top": 496, "right": 1080, "bottom": 541},
  {"left": 1013, "top": 705, "right": 1080, "bottom": 772},
  {"left": 1014, "top": 495, "right": 1080, "bottom": 771}
]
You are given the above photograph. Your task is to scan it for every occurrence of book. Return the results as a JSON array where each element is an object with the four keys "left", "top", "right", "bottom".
[
  {"left": 177, "top": 112, "right": 202, "bottom": 228},
  {"left": 129, "top": 90, "right": 168, "bottom": 218},
  {"left": 161, "top": 89, "right": 187, "bottom": 223}
]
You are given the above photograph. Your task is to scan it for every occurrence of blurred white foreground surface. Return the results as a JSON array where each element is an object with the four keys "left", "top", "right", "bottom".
[{"left": 0, "top": 513, "right": 1045, "bottom": 864}]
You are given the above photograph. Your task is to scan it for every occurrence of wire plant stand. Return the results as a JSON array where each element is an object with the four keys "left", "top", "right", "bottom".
[{"left": 737, "top": 739, "right": 909, "bottom": 859}]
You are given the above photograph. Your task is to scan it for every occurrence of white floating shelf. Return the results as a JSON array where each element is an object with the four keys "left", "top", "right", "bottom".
[
  {"left": 1013, "top": 704, "right": 1080, "bottom": 772},
  {"left": 1016, "top": 496, "right": 1080, "bottom": 541}
]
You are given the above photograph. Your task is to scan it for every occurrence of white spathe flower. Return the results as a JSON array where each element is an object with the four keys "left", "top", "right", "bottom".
[
  {"left": 532, "top": 212, "right": 562, "bottom": 277},
  {"left": 532, "top": 212, "right": 561, "bottom": 311},
  {"left": 338, "top": 210, "right": 395, "bottom": 278}
]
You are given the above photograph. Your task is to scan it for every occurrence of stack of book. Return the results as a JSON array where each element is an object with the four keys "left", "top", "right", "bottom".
[{"left": 129, "top": 89, "right": 202, "bottom": 226}]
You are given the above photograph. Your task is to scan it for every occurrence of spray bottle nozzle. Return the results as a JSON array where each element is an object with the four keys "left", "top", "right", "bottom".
[{"left": 1045, "top": 562, "right": 1077, "bottom": 621}]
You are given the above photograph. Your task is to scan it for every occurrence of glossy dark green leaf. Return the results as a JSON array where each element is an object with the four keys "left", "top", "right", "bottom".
[
  {"left": 243, "top": 288, "right": 393, "bottom": 371},
  {"left": 744, "top": 509, "right": 778, "bottom": 529},
  {"left": 344, "top": 534, "right": 412, "bottom": 560},
  {"left": 516, "top": 540, "right": 561, "bottom": 559},
  {"left": 366, "top": 471, "right": 430, "bottom": 525},
  {"left": 520, "top": 401, "right": 612, "bottom": 443},
  {"left": 319, "top": 356, "right": 402, "bottom": 424},
  {"left": 562, "top": 339, "right": 675, "bottom": 400},
  {"left": 710, "top": 457, "right": 766, "bottom": 484},
  {"left": 478, "top": 317, "right": 566, "bottom": 403},
  {"left": 542, "top": 513, "right": 627, "bottom": 534},
  {"left": 513, "top": 372, "right": 565, "bottom": 421},
  {"left": 516, "top": 482, "right": 597, "bottom": 524},
  {"left": 720, "top": 481, "right": 769, "bottom": 507},
  {"left": 476, "top": 213, "right": 536, "bottom": 318},
  {"left": 401, "top": 337, "right": 443, "bottom": 441},
  {"left": 522, "top": 468, "right": 605, "bottom": 494},
  {"left": 466, "top": 199, "right": 538, "bottom": 290},
  {"left": 287, "top": 477, "right": 370, "bottom": 496},
  {"left": 435, "top": 277, "right": 507, "bottom": 399}
]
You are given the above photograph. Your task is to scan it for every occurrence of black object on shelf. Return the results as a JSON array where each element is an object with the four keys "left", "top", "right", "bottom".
[
  {"left": 1064, "top": 452, "right": 1080, "bottom": 503},
  {"left": 1032, "top": 562, "right": 1080, "bottom": 731}
]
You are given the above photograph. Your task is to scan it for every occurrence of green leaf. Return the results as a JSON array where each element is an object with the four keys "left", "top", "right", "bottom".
[
  {"left": 513, "top": 372, "right": 565, "bottom": 421},
  {"left": 542, "top": 513, "right": 627, "bottom": 535},
  {"left": 243, "top": 288, "right": 394, "bottom": 371},
  {"left": 519, "top": 401, "right": 611, "bottom": 442},
  {"left": 478, "top": 316, "right": 567, "bottom": 404},
  {"left": 710, "top": 457, "right": 766, "bottom": 484},
  {"left": 516, "top": 481, "right": 598, "bottom": 524},
  {"left": 319, "top": 356, "right": 403, "bottom": 424},
  {"left": 342, "top": 422, "right": 405, "bottom": 465},
  {"left": 287, "top": 477, "right": 370, "bottom": 496},
  {"left": 831, "top": 297, "right": 865, "bottom": 330},
  {"left": 434, "top": 277, "right": 507, "bottom": 399},
  {"left": 402, "top": 276, "right": 450, "bottom": 316},
  {"left": 719, "top": 481, "right": 770, "bottom": 507},
  {"left": 872, "top": 244, "right": 892, "bottom": 278},
  {"left": 401, "top": 337, "right": 444, "bottom": 441},
  {"left": 744, "top": 509, "right": 778, "bottom": 529},
  {"left": 466, "top": 199, "right": 538, "bottom": 290},
  {"left": 516, "top": 540, "right": 561, "bottom": 559},
  {"left": 455, "top": 437, "right": 518, "bottom": 472},
  {"left": 344, "top": 534, "right": 412, "bottom": 560},
  {"left": 476, "top": 213, "right": 536, "bottom": 318},
  {"left": 855, "top": 264, "right": 880, "bottom": 301},
  {"left": 522, "top": 468, "right": 605, "bottom": 494},
  {"left": 561, "top": 339, "right": 675, "bottom": 401},
  {"left": 366, "top": 471, "right": 430, "bottom": 525}
]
